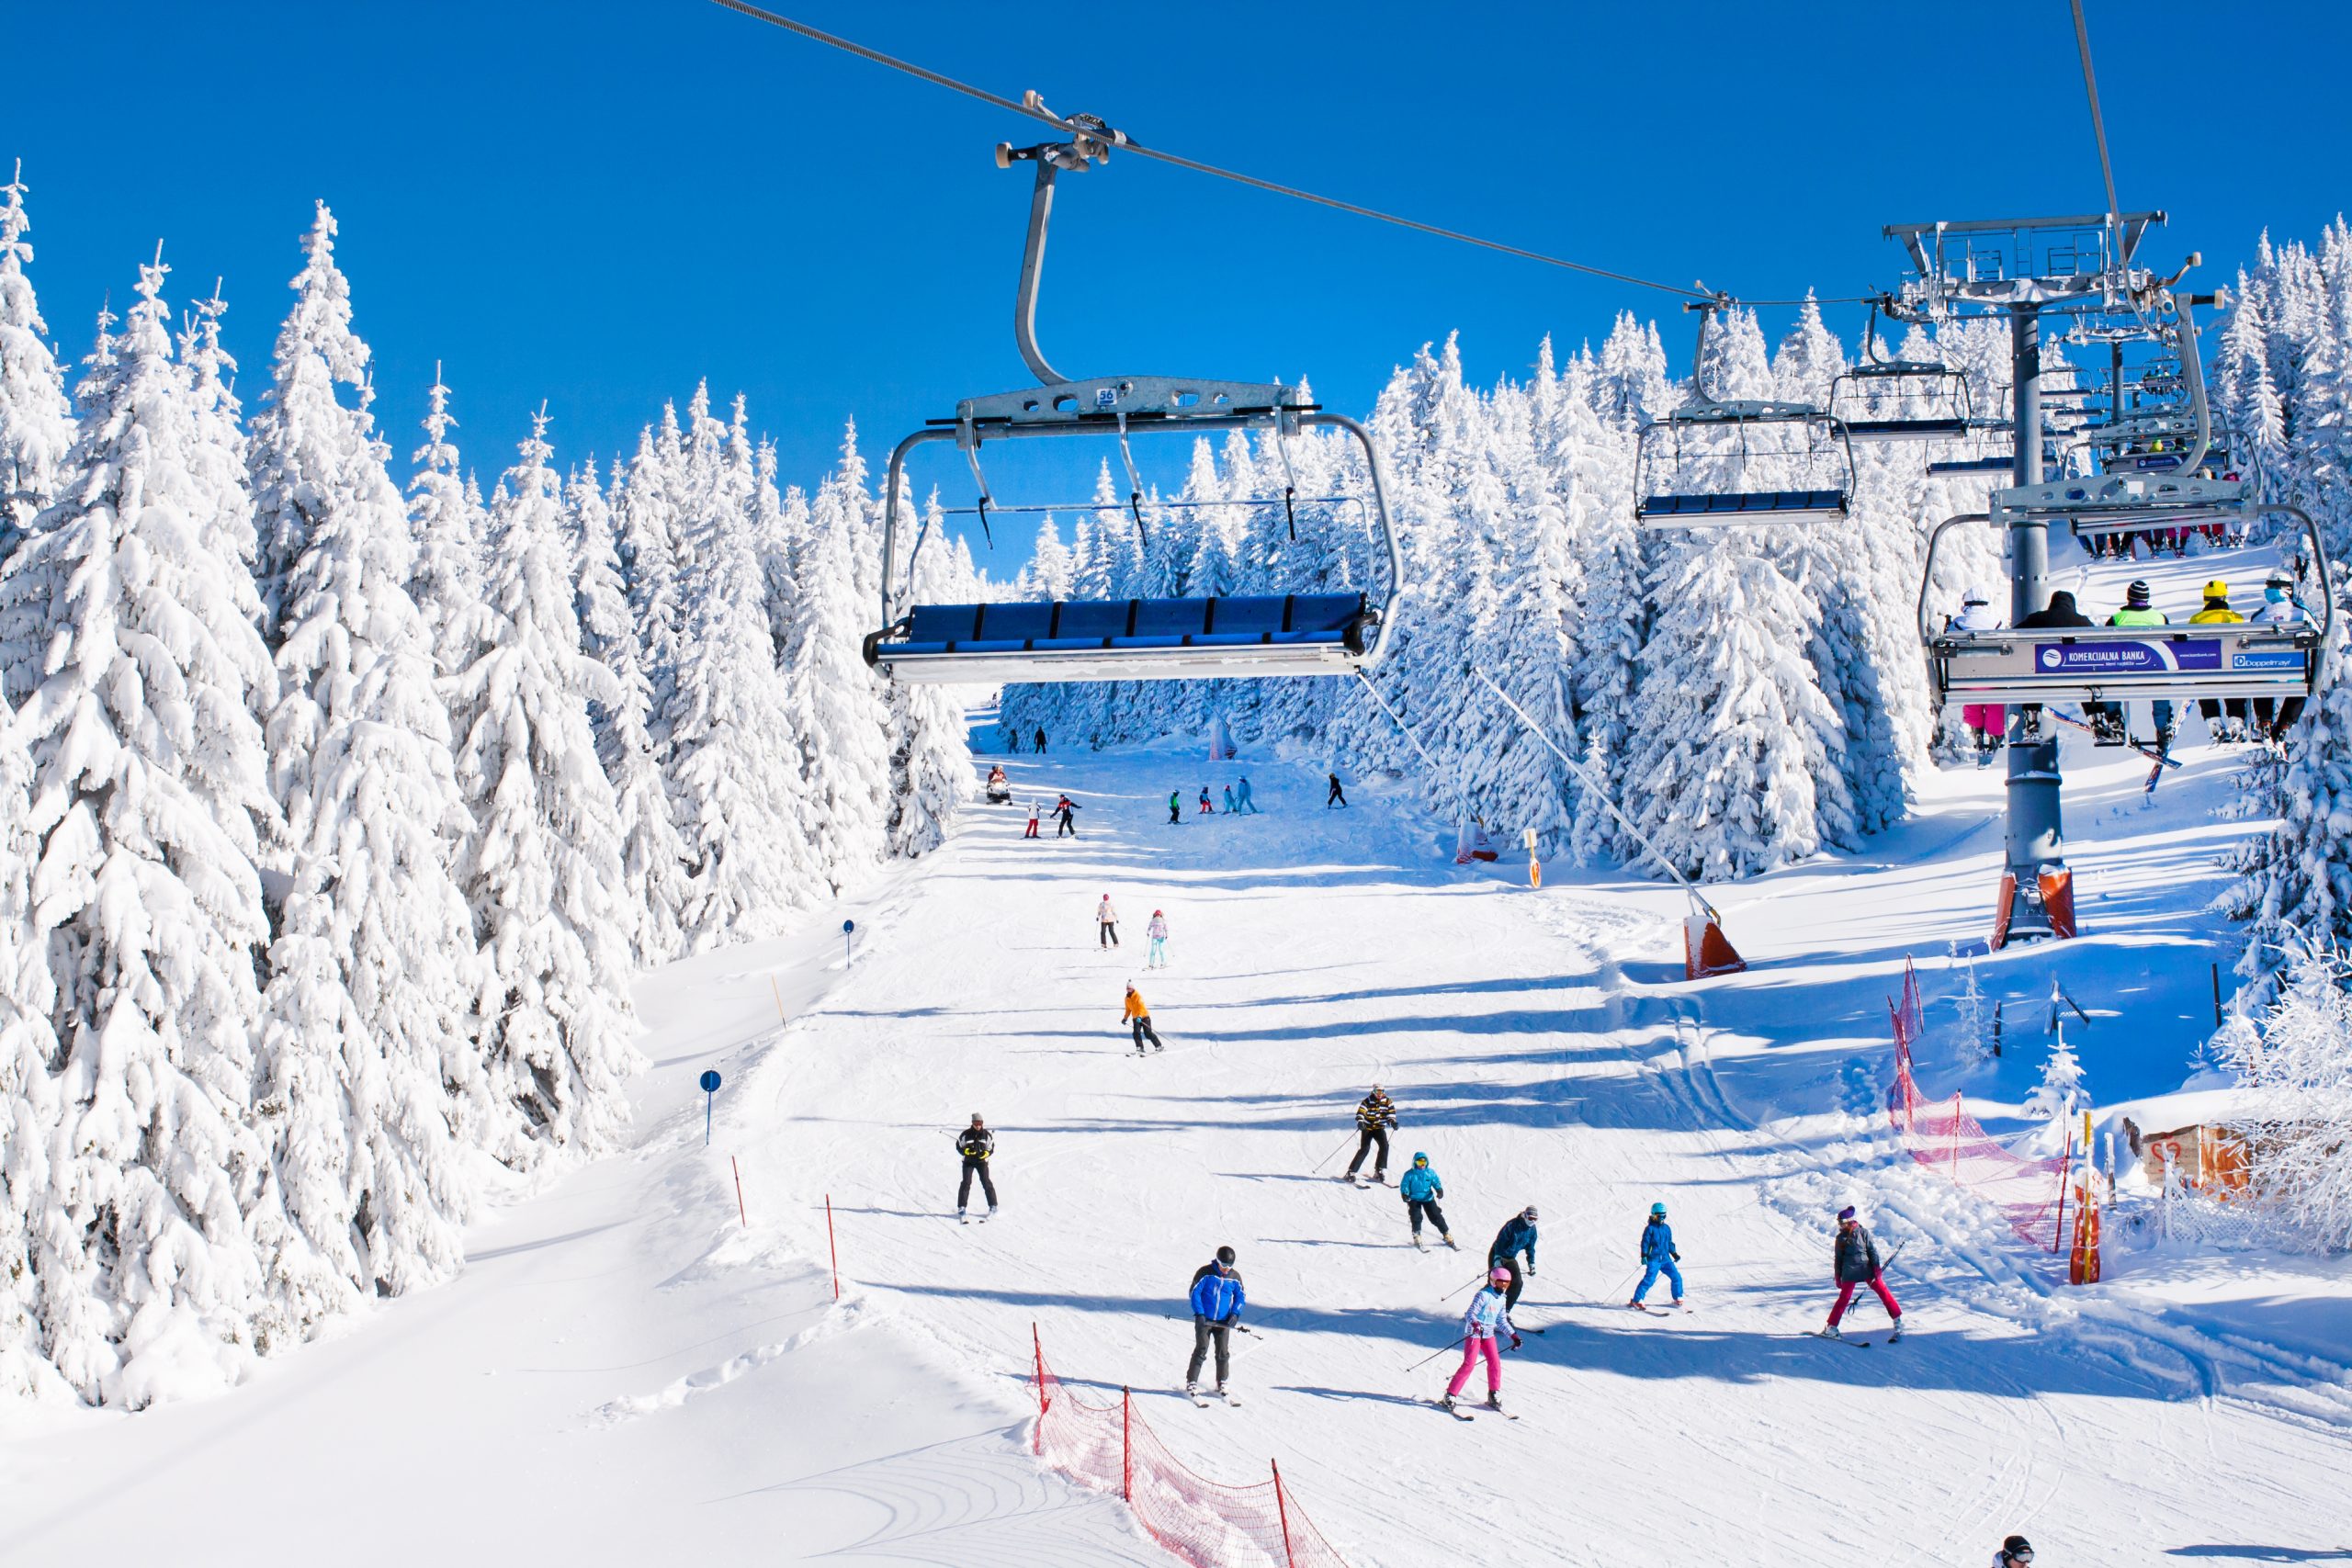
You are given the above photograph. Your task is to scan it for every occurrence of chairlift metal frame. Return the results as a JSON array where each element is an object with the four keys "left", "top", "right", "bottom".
[
  {"left": 1827, "top": 300, "right": 1986, "bottom": 445},
  {"left": 865, "top": 98, "right": 1405, "bottom": 685},
  {"left": 1633, "top": 297, "right": 1857, "bottom": 528}
]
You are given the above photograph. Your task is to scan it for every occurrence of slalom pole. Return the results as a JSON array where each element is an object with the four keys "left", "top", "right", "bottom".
[{"left": 1308, "top": 1132, "right": 1357, "bottom": 1175}]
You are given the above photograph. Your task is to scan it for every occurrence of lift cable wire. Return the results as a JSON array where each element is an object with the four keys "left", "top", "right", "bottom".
[
  {"left": 2069, "top": 0, "right": 2124, "bottom": 225},
  {"left": 706, "top": 0, "right": 1875, "bottom": 310}
]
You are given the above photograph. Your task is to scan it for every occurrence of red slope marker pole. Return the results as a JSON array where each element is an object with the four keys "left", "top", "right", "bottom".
[
  {"left": 826, "top": 1193, "right": 840, "bottom": 1300},
  {"left": 731, "top": 1156, "right": 747, "bottom": 1226}
]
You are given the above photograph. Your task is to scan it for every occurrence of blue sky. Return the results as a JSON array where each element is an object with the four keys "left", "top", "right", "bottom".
[{"left": 7, "top": 1, "right": 2346, "bottom": 550}]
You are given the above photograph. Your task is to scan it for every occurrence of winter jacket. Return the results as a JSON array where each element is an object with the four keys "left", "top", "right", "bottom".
[
  {"left": 1056, "top": 798, "right": 1080, "bottom": 818},
  {"left": 1124, "top": 990, "right": 1149, "bottom": 1021},
  {"left": 2252, "top": 596, "right": 2305, "bottom": 625},
  {"left": 1461, "top": 1287, "right": 1516, "bottom": 1341},
  {"left": 2189, "top": 601, "right": 2245, "bottom": 625},
  {"left": 2016, "top": 592, "right": 2094, "bottom": 628},
  {"left": 1951, "top": 603, "right": 2003, "bottom": 633},
  {"left": 1489, "top": 1215, "right": 1537, "bottom": 1269},
  {"left": 1640, "top": 1217, "right": 1678, "bottom": 1263},
  {"left": 1148, "top": 915, "right": 1169, "bottom": 940},
  {"left": 1190, "top": 1269, "right": 1245, "bottom": 1323},
  {"left": 1354, "top": 1093, "right": 1397, "bottom": 1132},
  {"left": 1398, "top": 1159, "right": 1442, "bottom": 1202},
  {"left": 1098, "top": 899, "right": 1118, "bottom": 925},
  {"left": 1191, "top": 1260, "right": 1243, "bottom": 1292},
  {"left": 2107, "top": 605, "right": 2168, "bottom": 628},
  {"left": 1834, "top": 1224, "right": 1883, "bottom": 1284},
  {"left": 956, "top": 1128, "right": 994, "bottom": 1160}
]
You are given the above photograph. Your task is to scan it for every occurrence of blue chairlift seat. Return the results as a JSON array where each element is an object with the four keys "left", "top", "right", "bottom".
[
  {"left": 1841, "top": 416, "right": 1972, "bottom": 443},
  {"left": 866, "top": 593, "right": 1374, "bottom": 684},
  {"left": 1637, "top": 488, "right": 1849, "bottom": 523}
]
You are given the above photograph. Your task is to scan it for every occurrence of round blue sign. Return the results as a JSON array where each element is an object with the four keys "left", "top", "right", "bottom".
[
  {"left": 842, "top": 919, "right": 855, "bottom": 933},
  {"left": 699, "top": 1069, "right": 722, "bottom": 1093}
]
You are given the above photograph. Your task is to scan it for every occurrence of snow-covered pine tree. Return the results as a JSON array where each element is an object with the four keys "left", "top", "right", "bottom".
[
  {"left": 2024, "top": 1023, "right": 2086, "bottom": 1121},
  {"left": 0, "top": 251, "right": 281, "bottom": 1405},
  {"left": 0, "top": 708, "right": 62, "bottom": 1399},
  {"left": 2210, "top": 941, "right": 2352, "bottom": 1248},
  {"left": 0, "top": 162, "right": 73, "bottom": 566},
  {"left": 787, "top": 430, "right": 894, "bottom": 891},
  {"left": 406, "top": 367, "right": 485, "bottom": 676},
  {"left": 572, "top": 454, "right": 688, "bottom": 964},
  {"left": 250, "top": 220, "right": 486, "bottom": 1313},
  {"left": 887, "top": 487, "right": 973, "bottom": 857},
  {"left": 451, "top": 410, "right": 637, "bottom": 1163},
  {"left": 616, "top": 417, "right": 684, "bottom": 757}
]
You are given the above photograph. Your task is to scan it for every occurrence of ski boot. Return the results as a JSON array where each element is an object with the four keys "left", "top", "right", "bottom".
[
  {"left": 1819, "top": 1324, "right": 1843, "bottom": 1340},
  {"left": 1624, "top": 1299, "right": 1646, "bottom": 1310},
  {"left": 1442, "top": 1234, "right": 1458, "bottom": 1250},
  {"left": 1438, "top": 1393, "right": 1458, "bottom": 1414},
  {"left": 2088, "top": 709, "right": 2126, "bottom": 746},
  {"left": 1887, "top": 1320, "right": 1904, "bottom": 1342},
  {"left": 1482, "top": 1392, "right": 1505, "bottom": 1413}
]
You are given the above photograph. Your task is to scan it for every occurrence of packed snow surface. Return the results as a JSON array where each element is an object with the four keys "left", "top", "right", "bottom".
[{"left": 10, "top": 654, "right": 2352, "bottom": 1563}]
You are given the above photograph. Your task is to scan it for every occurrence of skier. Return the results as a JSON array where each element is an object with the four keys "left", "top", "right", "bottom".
[
  {"left": 2091, "top": 581, "right": 2175, "bottom": 748},
  {"left": 1123, "top": 983, "right": 1165, "bottom": 1055},
  {"left": 1168, "top": 789, "right": 1184, "bottom": 826},
  {"left": 1438, "top": 1266, "right": 1521, "bottom": 1416},
  {"left": 1629, "top": 1201, "right": 1683, "bottom": 1309},
  {"left": 1003, "top": 724, "right": 1021, "bottom": 754},
  {"left": 1223, "top": 783, "right": 1238, "bottom": 814},
  {"left": 2188, "top": 580, "right": 2251, "bottom": 741},
  {"left": 1488, "top": 1206, "right": 1538, "bottom": 1311},
  {"left": 1034, "top": 726, "right": 1047, "bottom": 754},
  {"left": 1991, "top": 1536, "right": 2034, "bottom": 1567},
  {"left": 1326, "top": 771, "right": 1348, "bottom": 808},
  {"left": 1055, "top": 794, "right": 1080, "bottom": 838},
  {"left": 1398, "top": 1152, "right": 1454, "bottom": 1247},
  {"left": 1184, "top": 1251, "right": 1245, "bottom": 1400},
  {"left": 1023, "top": 801, "right": 1041, "bottom": 840},
  {"left": 1147, "top": 909, "right": 1170, "bottom": 969},
  {"left": 1198, "top": 784, "right": 1215, "bottom": 816},
  {"left": 1236, "top": 775, "right": 1260, "bottom": 813},
  {"left": 1949, "top": 589, "right": 2006, "bottom": 762},
  {"left": 2250, "top": 574, "right": 2308, "bottom": 736},
  {"left": 955, "top": 1114, "right": 998, "bottom": 1221},
  {"left": 2015, "top": 589, "right": 2094, "bottom": 629},
  {"left": 1822, "top": 1205, "right": 1903, "bottom": 1340},
  {"left": 1097, "top": 894, "right": 1120, "bottom": 949},
  {"left": 1342, "top": 1084, "right": 1397, "bottom": 1182}
]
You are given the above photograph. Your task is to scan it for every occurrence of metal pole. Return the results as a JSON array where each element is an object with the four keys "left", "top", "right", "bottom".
[
  {"left": 2004, "top": 302, "right": 2064, "bottom": 936},
  {"left": 1121, "top": 1387, "right": 1132, "bottom": 1502}
]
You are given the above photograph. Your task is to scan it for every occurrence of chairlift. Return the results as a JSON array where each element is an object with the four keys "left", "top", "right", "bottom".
[
  {"left": 864, "top": 100, "right": 1403, "bottom": 686},
  {"left": 1634, "top": 298, "right": 1856, "bottom": 527},
  {"left": 1826, "top": 302, "right": 1982, "bottom": 444}
]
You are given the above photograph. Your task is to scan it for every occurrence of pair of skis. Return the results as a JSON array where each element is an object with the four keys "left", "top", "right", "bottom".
[
  {"left": 1186, "top": 1386, "right": 1241, "bottom": 1408},
  {"left": 2039, "top": 707, "right": 2179, "bottom": 796},
  {"left": 1423, "top": 1395, "right": 1518, "bottom": 1423}
]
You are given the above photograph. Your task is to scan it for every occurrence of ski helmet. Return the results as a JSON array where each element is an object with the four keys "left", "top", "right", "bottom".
[
  {"left": 1650, "top": 1202, "right": 1667, "bottom": 1216},
  {"left": 1216, "top": 1246, "right": 1236, "bottom": 1266},
  {"left": 2126, "top": 578, "right": 2153, "bottom": 606},
  {"left": 2001, "top": 1537, "right": 2032, "bottom": 1563},
  {"left": 1489, "top": 1266, "right": 1512, "bottom": 1283},
  {"left": 1521, "top": 1206, "right": 1539, "bottom": 1222},
  {"left": 2203, "top": 579, "right": 2230, "bottom": 601}
]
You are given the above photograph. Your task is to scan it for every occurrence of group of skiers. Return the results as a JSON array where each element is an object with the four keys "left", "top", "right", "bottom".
[
  {"left": 1021, "top": 794, "right": 1082, "bottom": 840},
  {"left": 1094, "top": 897, "right": 1171, "bottom": 968},
  {"left": 1949, "top": 572, "right": 2308, "bottom": 757},
  {"left": 1169, "top": 777, "right": 1261, "bottom": 823}
]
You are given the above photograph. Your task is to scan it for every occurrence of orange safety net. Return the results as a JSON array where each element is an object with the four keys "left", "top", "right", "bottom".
[{"left": 1030, "top": 1330, "right": 1351, "bottom": 1568}]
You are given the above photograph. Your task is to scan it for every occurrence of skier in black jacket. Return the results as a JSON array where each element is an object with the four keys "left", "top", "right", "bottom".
[
  {"left": 1822, "top": 1205, "right": 1902, "bottom": 1339},
  {"left": 955, "top": 1114, "right": 998, "bottom": 1221},
  {"left": 1340, "top": 1085, "right": 1397, "bottom": 1182},
  {"left": 1488, "top": 1206, "right": 1539, "bottom": 1311}
]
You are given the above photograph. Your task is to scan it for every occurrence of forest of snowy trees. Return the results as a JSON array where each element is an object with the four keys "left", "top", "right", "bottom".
[{"left": 0, "top": 177, "right": 976, "bottom": 1405}]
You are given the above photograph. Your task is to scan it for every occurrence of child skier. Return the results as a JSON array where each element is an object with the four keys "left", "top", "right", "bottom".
[
  {"left": 1342, "top": 1085, "right": 1397, "bottom": 1182},
  {"left": 955, "top": 1114, "right": 998, "bottom": 1221},
  {"left": 1168, "top": 789, "right": 1184, "bottom": 826},
  {"left": 1184, "top": 1251, "right": 1246, "bottom": 1400},
  {"left": 1823, "top": 1205, "right": 1903, "bottom": 1340},
  {"left": 1488, "top": 1206, "right": 1538, "bottom": 1310},
  {"left": 1096, "top": 894, "right": 1120, "bottom": 948},
  {"left": 1223, "top": 784, "right": 1238, "bottom": 814},
  {"left": 1629, "top": 1201, "right": 1683, "bottom": 1308},
  {"left": 1147, "top": 909, "right": 1170, "bottom": 969},
  {"left": 1023, "top": 801, "right": 1041, "bottom": 839},
  {"left": 1123, "top": 984, "right": 1165, "bottom": 1055},
  {"left": 1439, "top": 1267, "right": 1521, "bottom": 1415},
  {"left": 1398, "top": 1153, "right": 1454, "bottom": 1247},
  {"left": 1198, "top": 785, "right": 1214, "bottom": 816}
]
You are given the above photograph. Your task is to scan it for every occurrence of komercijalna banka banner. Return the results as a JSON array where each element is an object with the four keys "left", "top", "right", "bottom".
[{"left": 2033, "top": 638, "right": 2222, "bottom": 673}]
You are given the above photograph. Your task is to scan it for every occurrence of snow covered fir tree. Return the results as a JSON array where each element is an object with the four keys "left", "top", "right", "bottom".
[{"left": 0, "top": 184, "right": 977, "bottom": 1404}]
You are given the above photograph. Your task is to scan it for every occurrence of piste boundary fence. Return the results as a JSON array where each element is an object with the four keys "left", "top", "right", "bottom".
[
  {"left": 1883, "top": 958, "right": 2086, "bottom": 1252},
  {"left": 1029, "top": 1326, "right": 1351, "bottom": 1568}
]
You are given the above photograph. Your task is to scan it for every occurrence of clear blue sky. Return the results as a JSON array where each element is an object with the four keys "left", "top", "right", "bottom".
[{"left": 7, "top": 1, "right": 2346, "bottom": 537}]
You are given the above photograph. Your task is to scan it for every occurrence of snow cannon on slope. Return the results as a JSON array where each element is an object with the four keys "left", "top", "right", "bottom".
[{"left": 1683, "top": 900, "right": 1747, "bottom": 980}]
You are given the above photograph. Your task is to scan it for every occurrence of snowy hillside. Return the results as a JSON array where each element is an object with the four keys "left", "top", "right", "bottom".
[{"left": 13, "top": 649, "right": 2350, "bottom": 1562}]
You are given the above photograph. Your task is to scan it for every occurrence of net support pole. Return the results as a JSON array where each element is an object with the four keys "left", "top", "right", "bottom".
[
  {"left": 1951, "top": 1094, "right": 1962, "bottom": 1181},
  {"left": 1121, "top": 1387, "right": 1132, "bottom": 1502},
  {"left": 1470, "top": 666, "right": 1721, "bottom": 926},
  {"left": 1032, "top": 1324, "right": 1048, "bottom": 1452},
  {"left": 1272, "top": 1460, "right": 1296, "bottom": 1568}
]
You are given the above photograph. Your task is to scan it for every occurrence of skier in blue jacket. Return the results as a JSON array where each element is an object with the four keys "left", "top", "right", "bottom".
[
  {"left": 1184, "top": 1255, "right": 1246, "bottom": 1398},
  {"left": 1629, "top": 1201, "right": 1684, "bottom": 1308},
  {"left": 1397, "top": 1153, "right": 1455, "bottom": 1248},
  {"left": 1488, "top": 1206, "right": 1538, "bottom": 1311}
]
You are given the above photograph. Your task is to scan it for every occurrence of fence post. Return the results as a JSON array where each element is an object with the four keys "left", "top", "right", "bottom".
[
  {"left": 1122, "top": 1386, "right": 1132, "bottom": 1502},
  {"left": 1032, "top": 1323, "right": 1050, "bottom": 1454},
  {"left": 1271, "top": 1460, "right": 1296, "bottom": 1568},
  {"left": 2051, "top": 1117, "right": 2075, "bottom": 1256},
  {"left": 732, "top": 1156, "right": 747, "bottom": 1227},
  {"left": 1950, "top": 1093, "right": 1962, "bottom": 1181},
  {"left": 825, "top": 1193, "right": 840, "bottom": 1300}
]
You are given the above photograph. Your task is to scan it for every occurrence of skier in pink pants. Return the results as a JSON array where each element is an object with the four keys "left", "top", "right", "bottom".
[
  {"left": 1440, "top": 1267, "right": 1521, "bottom": 1414},
  {"left": 1823, "top": 1205, "right": 1903, "bottom": 1340}
]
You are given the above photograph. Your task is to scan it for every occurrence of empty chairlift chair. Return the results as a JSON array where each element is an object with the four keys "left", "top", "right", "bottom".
[
  {"left": 863, "top": 106, "right": 1403, "bottom": 686},
  {"left": 1634, "top": 299, "right": 1856, "bottom": 527}
]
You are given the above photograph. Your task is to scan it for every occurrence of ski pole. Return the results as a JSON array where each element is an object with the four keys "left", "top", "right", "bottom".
[
  {"left": 1440, "top": 1272, "right": 1487, "bottom": 1303},
  {"left": 1308, "top": 1132, "right": 1357, "bottom": 1175},
  {"left": 1405, "top": 1335, "right": 1468, "bottom": 1373}
]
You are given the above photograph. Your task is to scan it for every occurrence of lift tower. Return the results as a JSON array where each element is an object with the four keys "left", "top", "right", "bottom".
[{"left": 1883, "top": 213, "right": 2166, "bottom": 943}]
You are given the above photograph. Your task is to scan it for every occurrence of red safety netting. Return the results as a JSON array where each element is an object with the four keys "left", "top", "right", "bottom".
[
  {"left": 1884, "top": 959, "right": 2076, "bottom": 1250},
  {"left": 1029, "top": 1329, "right": 1351, "bottom": 1568}
]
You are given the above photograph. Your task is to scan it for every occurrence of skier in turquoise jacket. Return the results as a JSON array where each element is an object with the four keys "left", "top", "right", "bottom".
[{"left": 1397, "top": 1153, "right": 1453, "bottom": 1247}]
